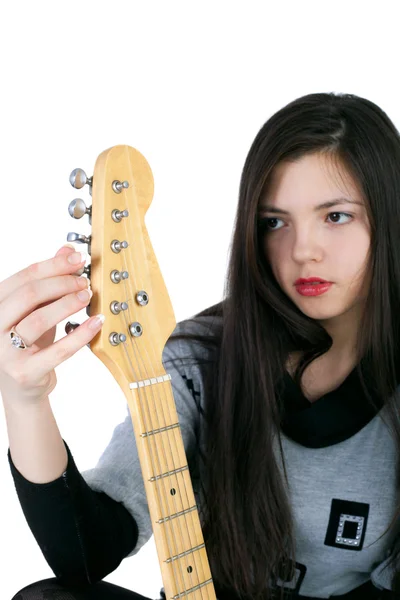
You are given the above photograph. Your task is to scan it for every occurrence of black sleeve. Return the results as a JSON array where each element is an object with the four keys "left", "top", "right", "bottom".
[{"left": 7, "top": 439, "right": 139, "bottom": 587}]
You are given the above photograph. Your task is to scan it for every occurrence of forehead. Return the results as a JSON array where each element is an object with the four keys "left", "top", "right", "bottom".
[{"left": 262, "top": 153, "right": 362, "bottom": 206}]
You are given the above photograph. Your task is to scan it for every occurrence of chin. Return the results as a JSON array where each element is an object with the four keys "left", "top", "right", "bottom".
[
  {"left": 298, "top": 308, "right": 338, "bottom": 321},
  {"left": 289, "top": 294, "right": 341, "bottom": 320},
  {"left": 296, "top": 301, "right": 350, "bottom": 324}
]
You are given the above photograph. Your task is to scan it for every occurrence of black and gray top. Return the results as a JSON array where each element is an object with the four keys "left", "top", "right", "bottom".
[{"left": 7, "top": 315, "right": 399, "bottom": 598}]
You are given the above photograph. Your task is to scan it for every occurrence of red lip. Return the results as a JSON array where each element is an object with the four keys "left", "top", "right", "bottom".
[{"left": 295, "top": 277, "right": 330, "bottom": 285}]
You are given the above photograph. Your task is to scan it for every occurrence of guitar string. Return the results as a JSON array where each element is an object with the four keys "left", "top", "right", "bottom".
[
  {"left": 118, "top": 272, "right": 208, "bottom": 600},
  {"left": 118, "top": 231, "right": 209, "bottom": 600},
  {"left": 118, "top": 158, "right": 210, "bottom": 600},
  {"left": 118, "top": 291, "right": 194, "bottom": 599},
  {"left": 111, "top": 175, "right": 209, "bottom": 600}
]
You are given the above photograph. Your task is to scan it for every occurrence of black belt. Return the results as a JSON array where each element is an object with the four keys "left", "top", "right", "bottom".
[
  {"left": 213, "top": 578, "right": 390, "bottom": 600},
  {"left": 297, "top": 578, "right": 390, "bottom": 599}
]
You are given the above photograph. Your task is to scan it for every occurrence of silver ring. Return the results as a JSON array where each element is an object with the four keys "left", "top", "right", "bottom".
[{"left": 10, "top": 326, "right": 31, "bottom": 350}]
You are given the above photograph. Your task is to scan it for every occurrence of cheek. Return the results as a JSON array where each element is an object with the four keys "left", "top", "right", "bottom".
[{"left": 339, "top": 236, "right": 370, "bottom": 280}]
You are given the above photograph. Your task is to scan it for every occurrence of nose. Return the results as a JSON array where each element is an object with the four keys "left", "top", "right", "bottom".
[{"left": 291, "top": 227, "right": 324, "bottom": 264}]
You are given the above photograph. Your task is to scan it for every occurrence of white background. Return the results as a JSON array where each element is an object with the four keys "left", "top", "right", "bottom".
[{"left": 0, "top": 2, "right": 399, "bottom": 599}]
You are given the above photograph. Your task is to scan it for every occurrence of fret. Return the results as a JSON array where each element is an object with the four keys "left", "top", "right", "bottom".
[
  {"left": 157, "top": 504, "right": 198, "bottom": 524},
  {"left": 149, "top": 465, "right": 189, "bottom": 482},
  {"left": 141, "top": 422, "right": 180, "bottom": 437},
  {"left": 129, "top": 373, "right": 172, "bottom": 389},
  {"left": 172, "top": 578, "right": 214, "bottom": 600},
  {"left": 165, "top": 542, "right": 205, "bottom": 564}
]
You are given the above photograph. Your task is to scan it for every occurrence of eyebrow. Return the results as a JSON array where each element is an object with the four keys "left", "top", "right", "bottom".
[{"left": 258, "top": 197, "right": 364, "bottom": 215}]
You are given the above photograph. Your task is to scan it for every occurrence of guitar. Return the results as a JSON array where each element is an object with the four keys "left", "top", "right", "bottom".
[{"left": 66, "top": 145, "right": 217, "bottom": 600}]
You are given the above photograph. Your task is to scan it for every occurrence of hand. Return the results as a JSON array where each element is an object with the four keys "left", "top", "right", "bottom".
[{"left": 0, "top": 246, "right": 104, "bottom": 405}]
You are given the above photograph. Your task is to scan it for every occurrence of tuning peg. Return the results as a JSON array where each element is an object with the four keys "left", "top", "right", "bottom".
[
  {"left": 112, "top": 209, "right": 129, "bottom": 223},
  {"left": 112, "top": 180, "right": 129, "bottom": 194},
  {"left": 67, "top": 232, "right": 91, "bottom": 256},
  {"left": 68, "top": 198, "right": 92, "bottom": 222},
  {"left": 67, "top": 232, "right": 91, "bottom": 245},
  {"left": 69, "top": 168, "right": 93, "bottom": 190},
  {"left": 65, "top": 321, "right": 80, "bottom": 335}
]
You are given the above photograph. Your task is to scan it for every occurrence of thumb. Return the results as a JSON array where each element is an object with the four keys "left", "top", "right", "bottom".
[{"left": 55, "top": 244, "right": 85, "bottom": 276}]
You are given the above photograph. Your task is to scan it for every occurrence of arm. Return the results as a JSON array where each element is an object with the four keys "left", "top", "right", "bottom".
[{"left": 3, "top": 395, "right": 138, "bottom": 586}]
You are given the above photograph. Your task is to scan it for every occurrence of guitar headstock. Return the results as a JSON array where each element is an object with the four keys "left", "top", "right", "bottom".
[{"left": 67, "top": 145, "right": 176, "bottom": 400}]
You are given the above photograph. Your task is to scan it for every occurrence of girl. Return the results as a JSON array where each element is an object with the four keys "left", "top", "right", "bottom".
[{"left": 3, "top": 92, "right": 398, "bottom": 599}]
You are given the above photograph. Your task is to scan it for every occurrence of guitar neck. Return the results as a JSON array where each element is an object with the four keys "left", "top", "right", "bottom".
[{"left": 126, "top": 377, "right": 216, "bottom": 600}]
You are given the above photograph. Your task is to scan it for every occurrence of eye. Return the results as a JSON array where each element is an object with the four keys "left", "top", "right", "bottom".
[
  {"left": 327, "top": 212, "right": 353, "bottom": 225},
  {"left": 257, "top": 212, "right": 353, "bottom": 232},
  {"left": 260, "top": 217, "right": 284, "bottom": 232}
]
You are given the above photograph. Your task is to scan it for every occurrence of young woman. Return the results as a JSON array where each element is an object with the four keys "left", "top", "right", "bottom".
[{"left": 2, "top": 92, "right": 399, "bottom": 600}]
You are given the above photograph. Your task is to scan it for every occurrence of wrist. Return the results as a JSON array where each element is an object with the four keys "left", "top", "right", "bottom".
[{"left": 1, "top": 391, "right": 50, "bottom": 414}]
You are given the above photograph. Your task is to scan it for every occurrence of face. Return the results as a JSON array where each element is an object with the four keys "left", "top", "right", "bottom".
[{"left": 259, "top": 153, "right": 371, "bottom": 347}]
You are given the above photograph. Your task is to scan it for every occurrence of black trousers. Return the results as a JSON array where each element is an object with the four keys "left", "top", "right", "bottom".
[
  {"left": 11, "top": 577, "right": 162, "bottom": 600},
  {"left": 10, "top": 576, "right": 393, "bottom": 599}
]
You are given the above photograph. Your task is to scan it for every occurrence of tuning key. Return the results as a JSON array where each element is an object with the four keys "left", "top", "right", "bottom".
[
  {"left": 67, "top": 232, "right": 91, "bottom": 245},
  {"left": 67, "top": 232, "right": 91, "bottom": 256},
  {"left": 70, "top": 168, "right": 92, "bottom": 190},
  {"left": 112, "top": 180, "right": 129, "bottom": 194},
  {"left": 65, "top": 321, "right": 80, "bottom": 335},
  {"left": 68, "top": 198, "right": 92, "bottom": 222},
  {"left": 110, "top": 270, "right": 129, "bottom": 283}
]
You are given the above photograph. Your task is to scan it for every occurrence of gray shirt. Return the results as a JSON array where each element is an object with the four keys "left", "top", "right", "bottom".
[{"left": 81, "top": 315, "right": 398, "bottom": 597}]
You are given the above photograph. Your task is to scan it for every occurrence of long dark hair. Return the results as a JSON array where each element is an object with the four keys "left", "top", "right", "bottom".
[{"left": 168, "top": 92, "right": 400, "bottom": 599}]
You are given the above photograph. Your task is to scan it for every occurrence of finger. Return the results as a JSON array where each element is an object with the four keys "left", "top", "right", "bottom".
[
  {"left": 0, "top": 248, "right": 88, "bottom": 306},
  {"left": 33, "top": 245, "right": 89, "bottom": 314},
  {"left": 24, "top": 313, "right": 105, "bottom": 378},
  {"left": 11, "top": 282, "right": 93, "bottom": 350},
  {"left": 0, "top": 257, "right": 89, "bottom": 334},
  {"left": 31, "top": 245, "right": 87, "bottom": 314},
  {"left": 55, "top": 244, "right": 86, "bottom": 276}
]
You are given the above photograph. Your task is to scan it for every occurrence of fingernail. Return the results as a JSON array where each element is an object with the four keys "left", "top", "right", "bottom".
[
  {"left": 68, "top": 251, "right": 87, "bottom": 265},
  {"left": 88, "top": 314, "right": 106, "bottom": 330},
  {"left": 62, "top": 243, "right": 76, "bottom": 250},
  {"left": 77, "top": 289, "right": 93, "bottom": 301}
]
